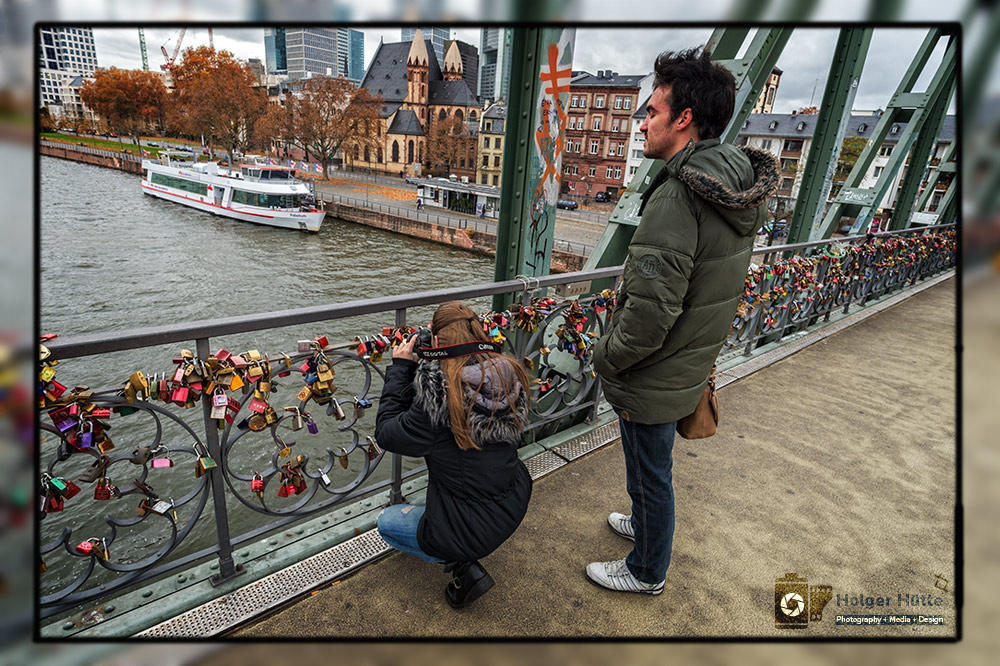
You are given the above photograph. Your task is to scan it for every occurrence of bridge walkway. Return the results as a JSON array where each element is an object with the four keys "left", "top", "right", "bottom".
[{"left": 233, "top": 278, "right": 956, "bottom": 639}]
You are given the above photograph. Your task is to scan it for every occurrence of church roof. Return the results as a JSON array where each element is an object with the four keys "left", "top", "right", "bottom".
[
  {"left": 387, "top": 108, "right": 425, "bottom": 136},
  {"left": 360, "top": 39, "right": 442, "bottom": 107},
  {"left": 428, "top": 79, "right": 479, "bottom": 107}
]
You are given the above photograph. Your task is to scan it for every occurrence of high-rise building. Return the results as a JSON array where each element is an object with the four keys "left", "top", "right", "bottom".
[
  {"left": 348, "top": 29, "right": 364, "bottom": 83},
  {"left": 38, "top": 27, "right": 97, "bottom": 76},
  {"left": 266, "top": 28, "right": 364, "bottom": 83},
  {"left": 264, "top": 28, "right": 287, "bottom": 75},
  {"left": 401, "top": 27, "right": 450, "bottom": 66},
  {"left": 39, "top": 27, "right": 98, "bottom": 109},
  {"left": 478, "top": 27, "right": 512, "bottom": 103}
]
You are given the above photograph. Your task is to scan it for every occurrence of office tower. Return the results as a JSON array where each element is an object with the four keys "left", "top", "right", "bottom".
[
  {"left": 38, "top": 27, "right": 98, "bottom": 76},
  {"left": 348, "top": 29, "right": 364, "bottom": 83},
  {"left": 264, "top": 27, "right": 287, "bottom": 75},
  {"left": 478, "top": 27, "right": 512, "bottom": 102}
]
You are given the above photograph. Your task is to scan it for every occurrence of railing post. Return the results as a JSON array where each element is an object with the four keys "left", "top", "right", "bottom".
[
  {"left": 195, "top": 337, "right": 244, "bottom": 586},
  {"left": 389, "top": 308, "right": 407, "bottom": 506}
]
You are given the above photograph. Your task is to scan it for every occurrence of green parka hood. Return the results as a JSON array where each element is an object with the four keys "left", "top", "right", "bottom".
[{"left": 639, "top": 138, "right": 780, "bottom": 237}]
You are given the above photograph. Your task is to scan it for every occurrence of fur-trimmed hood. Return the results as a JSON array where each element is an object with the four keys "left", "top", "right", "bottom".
[
  {"left": 640, "top": 138, "right": 779, "bottom": 237},
  {"left": 413, "top": 360, "right": 528, "bottom": 447}
]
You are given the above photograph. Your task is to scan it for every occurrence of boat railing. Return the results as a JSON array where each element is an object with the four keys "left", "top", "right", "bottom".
[{"left": 37, "top": 225, "right": 955, "bottom": 622}]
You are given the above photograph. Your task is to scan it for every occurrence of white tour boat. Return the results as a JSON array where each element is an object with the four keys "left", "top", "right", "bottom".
[{"left": 141, "top": 154, "right": 325, "bottom": 233}]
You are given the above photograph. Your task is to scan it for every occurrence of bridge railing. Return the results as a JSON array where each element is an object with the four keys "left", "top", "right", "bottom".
[{"left": 37, "top": 225, "right": 955, "bottom": 620}]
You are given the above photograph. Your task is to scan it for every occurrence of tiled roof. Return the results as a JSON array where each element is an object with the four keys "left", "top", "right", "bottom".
[
  {"left": 387, "top": 108, "right": 425, "bottom": 136},
  {"left": 571, "top": 72, "right": 647, "bottom": 88},
  {"left": 428, "top": 79, "right": 479, "bottom": 107},
  {"left": 632, "top": 94, "right": 651, "bottom": 120},
  {"left": 360, "top": 39, "right": 442, "bottom": 104}
]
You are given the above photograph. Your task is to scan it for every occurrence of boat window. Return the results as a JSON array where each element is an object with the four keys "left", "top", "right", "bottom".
[
  {"left": 150, "top": 171, "right": 208, "bottom": 196},
  {"left": 232, "top": 189, "right": 302, "bottom": 208},
  {"left": 251, "top": 169, "right": 261, "bottom": 179}
]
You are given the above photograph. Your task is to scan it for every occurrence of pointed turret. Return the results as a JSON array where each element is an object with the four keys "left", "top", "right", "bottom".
[
  {"left": 407, "top": 29, "right": 429, "bottom": 67},
  {"left": 442, "top": 40, "right": 463, "bottom": 82},
  {"left": 406, "top": 29, "right": 429, "bottom": 111}
]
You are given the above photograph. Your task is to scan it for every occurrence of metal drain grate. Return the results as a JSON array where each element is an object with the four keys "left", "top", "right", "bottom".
[
  {"left": 134, "top": 529, "right": 392, "bottom": 638},
  {"left": 551, "top": 420, "right": 620, "bottom": 461},
  {"left": 524, "top": 451, "right": 568, "bottom": 480}
]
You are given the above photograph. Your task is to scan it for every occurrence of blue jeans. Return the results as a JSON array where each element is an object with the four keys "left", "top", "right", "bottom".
[
  {"left": 376, "top": 504, "right": 445, "bottom": 563},
  {"left": 620, "top": 417, "right": 677, "bottom": 584}
]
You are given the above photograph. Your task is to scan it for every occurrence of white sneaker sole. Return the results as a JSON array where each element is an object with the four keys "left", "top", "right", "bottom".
[{"left": 607, "top": 514, "right": 635, "bottom": 542}]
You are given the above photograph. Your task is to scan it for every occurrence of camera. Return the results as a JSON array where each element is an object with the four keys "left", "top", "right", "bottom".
[{"left": 409, "top": 328, "right": 433, "bottom": 355}]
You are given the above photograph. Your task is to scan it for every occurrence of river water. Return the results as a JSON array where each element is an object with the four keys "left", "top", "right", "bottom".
[{"left": 39, "top": 156, "right": 496, "bottom": 596}]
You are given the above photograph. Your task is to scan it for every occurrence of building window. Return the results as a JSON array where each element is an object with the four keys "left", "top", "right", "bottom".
[
  {"left": 614, "top": 166, "right": 622, "bottom": 179},
  {"left": 579, "top": 94, "right": 587, "bottom": 107},
  {"left": 879, "top": 144, "right": 892, "bottom": 157},
  {"left": 595, "top": 95, "right": 604, "bottom": 108},
  {"left": 592, "top": 116, "right": 602, "bottom": 131},
  {"left": 782, "top": 159, "right": 797, "bottom": 171},
  {"left": 571, "top": 95, "right": 578, "bottom": 107},
  {"left": 612, "top": 118, "right": 620, "bottom": 132},
  {"left": 568, "top": 116, "right": 576, "bottom": 130},
  {"left": 783, "top": 139, "right": 803, "bottom": 152},
  {"left": 606, "top": 165, "right": 614, "bottom": 178},
  {"left": 589, "top": 165, "right": 596, "bottom": 177},
  {"left": 760, "top": 139, "right": 773, "bottom": 151},
  {"left": 590, "top": 139, "right": 600, "bottom": 154},
  {"left": 494, "top": 155, "right": 501, "bottom": 167},
  {"left": 484, "top": 138, "right": 490, "bottom": 148},
  {"left": 623, "top": 97, "right": 631, "bottom": 110},
  {"left": 769, "top": 120, "right": 778, "bottom": 130},
  {"left": 494, "top": 138, "right": 501, "bottom": 149},
  {"left": 392, "top": 141, "right": 399, "bottom": 162},
  {"left": 780, "top": 177, "right": 794, "bottom": 190},
  {"left": 890, "top": 124, "right": 899, "bottom": 134},
  {"left": 493, "top": 175, "right": 499, "bottom": 185},
  {"left": 483, "top": 155, "right": 489, "bottom": 167},
  {"left": 617, "top": 143, "right": 625, "bottom": 156},
  {"left": 873, "top": 166, "right": 884, "bottom": 178},
  {"left": 482, "top": 174, "right": 488, "bottom": 184},
  {"left": 614, "top": 96, "right": 622, "bottom": 109}
]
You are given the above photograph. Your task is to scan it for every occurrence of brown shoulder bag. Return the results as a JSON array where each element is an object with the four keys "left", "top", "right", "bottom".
[{"left": 677, "top": 365, "right": 719, "bottom": 440}]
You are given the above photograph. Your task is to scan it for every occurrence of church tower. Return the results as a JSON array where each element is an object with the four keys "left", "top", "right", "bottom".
[
  {"left": 442, "top": 40, "right": 463, "bottom": 82},
  {"left": 406, "top": 28, "right": 429, "bottom": 107}
]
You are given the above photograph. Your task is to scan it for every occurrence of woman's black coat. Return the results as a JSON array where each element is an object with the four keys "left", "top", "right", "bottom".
[{"left": 374, "top": 357, "right": 532, "bottom": 563}]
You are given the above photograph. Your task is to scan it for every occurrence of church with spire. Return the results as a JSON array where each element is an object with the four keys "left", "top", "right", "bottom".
[{"left": 354, "top": 29, "right": 481, "bottom": 178}]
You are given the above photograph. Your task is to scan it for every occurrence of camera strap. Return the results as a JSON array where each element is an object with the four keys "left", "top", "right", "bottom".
[{"left": 416, "top": 341, "right": 503, "bottom": 360}]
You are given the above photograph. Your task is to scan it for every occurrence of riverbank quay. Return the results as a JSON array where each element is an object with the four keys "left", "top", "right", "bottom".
[
  {"left": 40, "top": 139, "right": 143, "bottom": 174},
  {"left": 233, "top": 277, "right": 957, "bottom": 639}
]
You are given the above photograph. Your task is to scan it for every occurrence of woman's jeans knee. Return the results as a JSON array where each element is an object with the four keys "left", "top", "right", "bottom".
[
  {"left": 376, "top": 504, "right": 445, "bottom": 563},
  {"left": 620, "top": 417, "right": 677, "bottom": 584}
]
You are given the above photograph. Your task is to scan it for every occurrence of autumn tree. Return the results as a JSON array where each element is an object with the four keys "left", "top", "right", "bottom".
[
  {"left": 427, "top": 114, "right": 473, "bottom": 177},
  {"left": 168, "top": 46, "right": 267, "bottom": 163},
  {"left": 835, "top": 135, "right": 869, "bottom": 181},
  {"left": 279, "top": 77, "right": 382, "bottom": 179},
  {"left": 252, "top": 103, "right": 288, "bottom": 156},
  {"left": 79, "top": 67, "right": 166, "bottom": 149}
]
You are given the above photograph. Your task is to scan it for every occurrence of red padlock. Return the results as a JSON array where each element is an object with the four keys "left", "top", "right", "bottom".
[
  {"left": 45, "top": 495, "right": 64, "bottom": 513},
  {"left": 94, "top": 480, "right": 112, "bottom": 500},
  {"left": 75, "top": 540, "right": 93, "bottom": 555},
  {"left": 61, "top": 479, "right": 82, "bottom": 500},
  {"left": 172, "top": 386, "right": 189, "bottom": 403},
  {"left": 251, "top": 474, "right": 265, "bottom": 494},
  {"left": 276, "top": 483, "right": 289, "bottom": 498},
  {"left": 314, "top": 335, "right": 328, "bottom": 349}
]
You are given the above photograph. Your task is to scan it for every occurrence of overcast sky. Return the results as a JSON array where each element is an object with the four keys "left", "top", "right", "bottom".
[{"left": 91, "top": 26, "right": 954, "bottom": 115}]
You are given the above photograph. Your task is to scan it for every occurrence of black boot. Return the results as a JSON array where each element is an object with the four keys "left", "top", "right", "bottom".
[{"left": 444, "top": 560, "right": 494, "bottom": 608}]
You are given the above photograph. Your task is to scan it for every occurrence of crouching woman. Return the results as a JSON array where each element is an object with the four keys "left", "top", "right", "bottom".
[{"left": 374, "top": 301, "right": 532, "bottom": 608}]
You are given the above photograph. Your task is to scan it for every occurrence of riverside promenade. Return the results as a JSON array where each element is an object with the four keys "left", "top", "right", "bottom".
[{"left": 232, "top": 277, "right": 957, "bottom": 639}]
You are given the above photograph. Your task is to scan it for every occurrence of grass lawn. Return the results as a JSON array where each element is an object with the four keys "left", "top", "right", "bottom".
[{"left": 39, "top": 132, "right": 160, "bottom": 156}]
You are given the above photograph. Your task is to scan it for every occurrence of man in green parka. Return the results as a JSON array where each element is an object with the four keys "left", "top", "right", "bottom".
[{"left": 588, "top": 47, "right": 779, "bottom": 594}]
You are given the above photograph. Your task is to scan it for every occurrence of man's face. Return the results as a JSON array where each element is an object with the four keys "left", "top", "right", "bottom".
[{"left": 639, "top": 85, "right": 682, "bottom": 161}]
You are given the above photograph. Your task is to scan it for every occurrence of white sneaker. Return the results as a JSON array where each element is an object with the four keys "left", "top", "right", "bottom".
[
  {"left": 608, "top": 512, "right": 634, "bottom": 541},
  {"left": 585, "top": 558, "right": 664, "bottom": 595}
]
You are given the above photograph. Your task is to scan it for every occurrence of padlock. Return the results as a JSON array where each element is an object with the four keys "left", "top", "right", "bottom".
[
  {"left": 130, "top": 445, "right": 153, "bottom": 465},
  {"left": 136, "top": 497, "right": 153, "bottom": 516},
  {"left": 40, "top": 365, "right": 56, "bottom": 383},
  {"left": 79, "top": 456, "right": 109, "bottom": 483},
  {"left": 46, "top": 380, "right": 67, "bottom": 399},
  {"left": 91, "top": 407, "right": 111, "bottom": 418},
  {"left": 297, "top": 340, "right": 313, "bottom": 353},
  {"left": 213, "top": 391, "right": 228, "bottom": 410},
  {"left": 96, "top": 435, "right": 115, "bottom": 453},
  {"left": 338, "top": 448, "right": 349, "bottom": 469},
  {"left": 236, "top": 417, "right": 250, "bottom": 430},
  {"left": 276, "top": 482, "right": 289, "bottom": 498},
  {"left": 151, "top": 448, "right": 174, "bottom": 468},
  {"left": 94, "top": 538, "right": 110, "bottom": 560},
  {"left": 297, "top": 386, "right": 312, "bottom": 402},
  {"left": 75, "top": 540, "right": 93, "bottom": 555},
  {"left": 210, "top": 392, "right": 227, "bottom": 420},
  {"left": 46, "top": 494, "right": 65, "bottom": 513},
  {"left": 45, "top": 474, "right": 68, "bottom": 496},
  {"left": 247, "top": 364, "right": 264, "bottom": 381},
  {"left": 150, "top": 499, "right": 172, "bottom": 515},
  {"left": 251, "top": 473, "right": 265, "bottom": 497},
  {"left": 248, "top": 414, "right": 268, "bottom": 431},
  {"left": 264, "top": 407, "right": 278, "bottom": 425},
  {"left": 293, "top": 474, "right": 308, "bottom": 494},
  {"left": 248, "top": 398, "right": 267, "bottom": 414},
  {"left": 307, "top": 418, "right": 319, "bottom": 435},
  {"left": 319, "top": 468, "right": 331, "bottom": 485},
  {"left": 275, "top": 438, "right": 291, "bottom": 458},
  {"left": 259, "top": 380, "right": 271, "bottom": 394},
  {"left": 194, "top": 455, "right": 217, "bottom": 477},
  {"left": 314, "top": 335, "right": 329, "bottom": 349},
  {"left": 214, "top": 348, "right": 232, "bottom": 362},
  {"left": 332, "top": 401, "right": 346, "bottom": 421},
  {"left": 61, "top": 478, "right": 82, "bottom": 500},
  {"left": 94, "top": 478, "right": 112, "bottom": 500},
  {"left": 366, "top": 436, "right": 382, "bottom": 461},
  {"left": 171, "top": 386, "right": 189, "bottom": 403}
]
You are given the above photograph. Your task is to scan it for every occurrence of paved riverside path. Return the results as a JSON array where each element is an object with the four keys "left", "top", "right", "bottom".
[
  {"left": 312, "top": 171, "right": 610, "bottom": 250},
  {"left": 235, "top": 279, "right": 956, "bottom": 639}
]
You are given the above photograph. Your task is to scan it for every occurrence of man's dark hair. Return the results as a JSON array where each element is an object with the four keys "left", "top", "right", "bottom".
[{"left": 652, "top": 46, "right": 736, "bottom": 141}]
